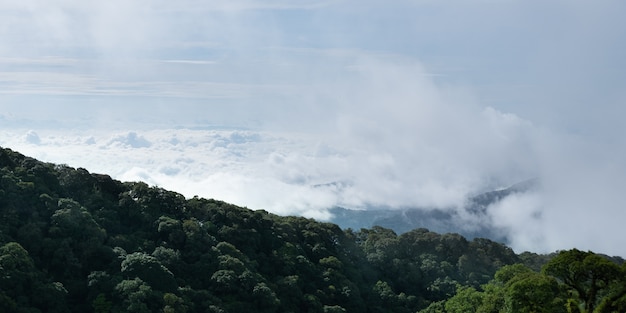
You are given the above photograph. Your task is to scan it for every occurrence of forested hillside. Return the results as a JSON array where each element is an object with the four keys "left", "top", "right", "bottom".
[{"left": 1, "top": 146, "right": 624, "bottom": 313}]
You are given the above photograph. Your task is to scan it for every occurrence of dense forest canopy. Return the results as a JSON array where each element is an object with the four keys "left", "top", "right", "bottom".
[{"left": 0, "top": 146, "right": 624, "bottom": 313}]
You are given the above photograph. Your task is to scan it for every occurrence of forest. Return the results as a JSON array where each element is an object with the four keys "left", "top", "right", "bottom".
[{"left": 0, "top": 146, "right": 625, "bottom": 313}]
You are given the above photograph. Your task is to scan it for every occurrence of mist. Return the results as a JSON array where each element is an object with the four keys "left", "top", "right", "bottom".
[{"left": 1, "top": 0, "right": 626, "bottom": 256}]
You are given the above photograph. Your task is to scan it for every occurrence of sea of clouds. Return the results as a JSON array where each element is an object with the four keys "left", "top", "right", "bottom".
[
  {"left": 3, "top": 102, "right": 626, "bottom": 257},
  {"left": 1, "top": 0, "right": 626, "bottom": 257}
]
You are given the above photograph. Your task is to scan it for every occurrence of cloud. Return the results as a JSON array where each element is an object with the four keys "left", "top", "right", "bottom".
[
  {"left": 1, "top": 0, "right": 626, "bottom": 257},
  {"left": 0, "top": 53, "right": 541, "bottom": 220},
  {"left": 107, "top": 132, "right": 152, "bottom": 149},
  {"left": 24, "top": 130, "right": 42, "bottom": 145},
  {"left": 482, "top": 129, "right": 626, "bottom": 256},
  {"left": 300, "top": 56, "right": 539, "bottom": 209},
  {"left": 3, "top": 48, "right": 626, "bottom": 257}
]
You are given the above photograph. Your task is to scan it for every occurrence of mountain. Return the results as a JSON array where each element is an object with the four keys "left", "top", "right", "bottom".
[
  {"left": 328, "top": 179, "right": 538, "bottom": 243},
  {"left": 1, "top": 146, "right": 623, "bottom": 313}
]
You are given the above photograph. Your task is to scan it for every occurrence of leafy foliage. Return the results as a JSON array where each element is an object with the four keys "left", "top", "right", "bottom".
[
  {"left": 543, "top": 249, "right": 626, "bottom": 313},
  {"left": 0, "top": 146, "right": 623, "bottom": 312}
]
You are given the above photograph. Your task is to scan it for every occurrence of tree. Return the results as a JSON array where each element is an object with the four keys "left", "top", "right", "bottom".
[
  {"left": 163, "top": 292, "right": 189, "bottom": 313},
  {"left": 157, "top": 216, "right": 185, "bottom": 248},
  {"left": 252, "top": 282, "right": 280, "bottom": 312},
  {"left": 49, "top": 198, "right": 107, "bottom": 268},
  {"left": 121, "top": 252, "right": 177, "bottom": 292},
  {"left": 0, "top": 242, "right": 36, "bottom": 303},
  {"left": 444, "top": 286, "right": 483, "bottom": 313},
  {"left": 543, "top": 249, "right": 625, "bottom": 313},
  {"left": 92, "top": 293, "right": 112, "bottom": 313},
  {"left": 114, "top": 278, "right": 158, "bottom": 313},
  {"left": 504, "top": 273, "right": 567, "bottom": 313},
  {"left": 418, "top": 301, "right": 445, "bottom": 313}
]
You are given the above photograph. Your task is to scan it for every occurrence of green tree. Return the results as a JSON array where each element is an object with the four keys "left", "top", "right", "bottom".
[
  {"left": 504, "top": 272, "right": 567, "bottom": 313},
  {"left": 0, "top": 242, "right": 36, "bottom": 306},
  {"left": 252, "top": 282, "right": 280, "bottom": 312},
  {"left": 92, "top": 293, "right": 112, "bottom": 313},
  {"left": 163, "top": 292, "right": 189, "bottom": 313},
  {"left": 49, "top": 198, "right": 108, "bottom": 271},
  {"left": 418, "top": 300, "right": 445, "bottom": 313},
  {"left": 121, "top": 252, "right": 177, "bottom": 292},
  {"left": 444, "top": 286, "right": 483, "bottom": 313},
  {"left": 543, "top": 249, "right": 625, "bottom": 313},
  {"left": 114, "top": 278, "right": 159, "bottom": 313}
]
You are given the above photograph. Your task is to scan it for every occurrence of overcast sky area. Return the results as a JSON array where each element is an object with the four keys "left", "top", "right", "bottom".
[{"left": 1, "top": 0, "right": 625, "bottom": 256}]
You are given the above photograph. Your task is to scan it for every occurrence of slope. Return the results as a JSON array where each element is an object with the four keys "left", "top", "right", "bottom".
[{"left": 0, "top": 146, "right": 550, "bottom": 312}]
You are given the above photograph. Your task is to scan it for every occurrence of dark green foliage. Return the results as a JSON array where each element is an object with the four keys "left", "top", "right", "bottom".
[
  {"left": 420, "top": 254, "right": 626, "bottom": 313},
  {"left": 504, "top": 272, "right": 566, "bottom": 313},
  {"left": 0, "top": 146, "right": 622, "bottom": 313},
  {"left": 0, "top": 242, "right": 69, "bottom": 312},
  {"left": 543, "top": 249, "right": 626, "bottom": 313}
]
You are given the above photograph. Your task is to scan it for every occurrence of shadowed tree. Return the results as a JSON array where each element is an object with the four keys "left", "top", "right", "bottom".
[
  {"left": 121, "top": 252, "right": 177, "bottom": 293},
  {"left": 114, "top": 278, "right": 159, "bottom": 313}
]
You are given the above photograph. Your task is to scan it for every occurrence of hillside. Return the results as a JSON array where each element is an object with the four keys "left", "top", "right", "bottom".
[{"left": 1, "top": 146, "right": 624, "bottom": 313}]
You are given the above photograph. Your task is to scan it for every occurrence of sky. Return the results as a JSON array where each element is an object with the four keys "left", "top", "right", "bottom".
[{"left": 1, "top": 0, "right": 625, "bottom": 256}]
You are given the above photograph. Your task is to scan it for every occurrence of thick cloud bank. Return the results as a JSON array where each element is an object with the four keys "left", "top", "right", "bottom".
[
  {"left": 3, "top": 57, "right": 626, "bottom": 256},
  {"left": 1, "top": 1, "right": 625, "bottom": 256}
]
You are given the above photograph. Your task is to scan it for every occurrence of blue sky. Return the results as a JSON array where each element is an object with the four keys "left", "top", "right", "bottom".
[{"left": 1, "top": 0, "right": 626, "bottom": 255}]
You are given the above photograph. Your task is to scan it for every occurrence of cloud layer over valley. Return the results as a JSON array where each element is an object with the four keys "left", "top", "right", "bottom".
[
  {"left": 1, "top": 0, "right": 626, "bottom": 256},
  {"left": 3, "top": 82, "right": 626, "bottom": 257}
]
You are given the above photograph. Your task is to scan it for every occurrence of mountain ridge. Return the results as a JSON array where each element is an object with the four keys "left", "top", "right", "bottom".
[
  {"left": 328, "top": 178, "right": 539, "bottom": 243},
  {"left": 0, "top": 146, "right": 623, "bottom": 312}
]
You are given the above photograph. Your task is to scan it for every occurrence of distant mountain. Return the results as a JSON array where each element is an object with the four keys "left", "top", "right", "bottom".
[{"left": 328, "top": 179, "right": 539, "bottom": 243}]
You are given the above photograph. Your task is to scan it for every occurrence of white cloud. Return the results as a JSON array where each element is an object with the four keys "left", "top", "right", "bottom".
[
  {"left": 2, "top": 70, "right": 626, "bottom": 257},
  {"left": 107, "top": 132, "right": 152, "bottom": 149},
  {"left": 488, "top": 192, "right": 547, "bottom": 253},
  {"left": 0, "top": 54, "right": 541, "bottom": 219},
  {"left": 1, "top": 0, "right": 626, "bottom": 257},
  {"left": 24, "top": 130, "right": 42, "bottom": 145}
]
